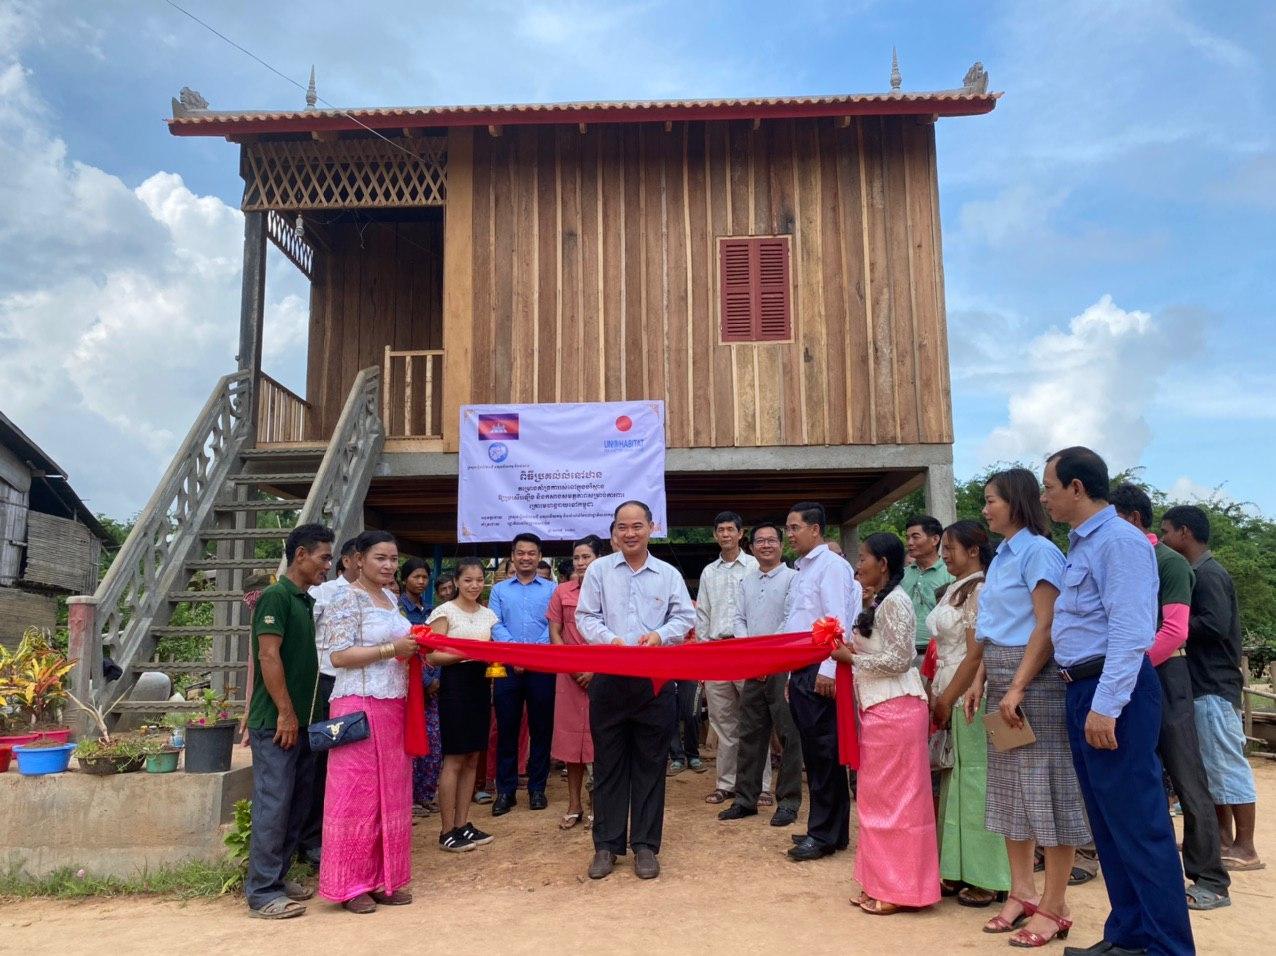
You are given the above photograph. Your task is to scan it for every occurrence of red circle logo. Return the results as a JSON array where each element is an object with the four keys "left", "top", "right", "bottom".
[{"left": 615, "top": 415, "right": 633, "bottom": 432}]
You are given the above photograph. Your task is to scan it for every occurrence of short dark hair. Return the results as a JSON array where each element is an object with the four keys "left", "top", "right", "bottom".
[
  {"left": 433, "top": 572, "right": 455, "bottom": 594},
  {"left": 512, "top": 532, "right": 543, "bottom": 551},
  {"left": 338, "top": 537, "right": 358, "bottom": 556},
  {"left": 285, "top": 523, "right": 335, "bottom": 564},
  {"left": 788, "top": 501, "right": 826, "bottom": 534},
  {"left": 399, "top": 556, "right": 429, "bottom": 580},
  {"left": 556, "top": 558, "right": 574, "bottom": 580},
  {"left": 454, "top": 556, "right": 485, "bottom": 577},
  {"left": 1048, "top": 446, "right": 1110, "bottom": 501},
  {"left": 354, "top": 529, "right": 396, "bottom": 553},
  {"left": 713, "top": 510, "right": 744, "bottom": 531},
  {"left": 537, "top": 559, "right": 552, "bottom": 570},
  {"left": 1163, "top": 505, "right": 1211, "bottom": 544},
  {"left": 614, "top": 500, "right": 653, "bottom": 522},
  {"left": 905, "top": 515, "right": 943, "bottom": 539},
  {"left": 986, "top": 468, "right": 1052, "bottom": 537},
  {"left": 1111, "top": 483, "right": 1153, "bottom": 529},
  {"left": 751, "top": 520, "right": 783, "bottom": 542}
]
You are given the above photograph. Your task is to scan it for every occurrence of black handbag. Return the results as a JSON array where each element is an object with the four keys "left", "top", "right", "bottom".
[{"left": 306, "top": 587, "right": 373, "bottom": 751}]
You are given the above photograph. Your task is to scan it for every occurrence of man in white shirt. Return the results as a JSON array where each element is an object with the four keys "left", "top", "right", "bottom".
[
  {"left": 696, "top": 511, "right": 761, "bottom": 805},
  {"left": 783, "top": 502, "right": 861, "bottom": 862},
  {"left": 576, "top": 500, "right": 695, "bottom": 882},
  {"left": 719, "top": 520, "right": 799, "bottom": 826}
]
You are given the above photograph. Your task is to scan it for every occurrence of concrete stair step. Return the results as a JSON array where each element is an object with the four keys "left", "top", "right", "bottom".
[
  {"left": 167, "top": 590, "right": 246, "bottom": 603},
  {"left": 131, "top": 660, "right": 247, "bottom": 673},
  {"left": 111, "top": 699, "right": 246, "bottom": 713},
  {"left": 213, "top": 499, "right": 304, "bottom": 512},
  {"left": 200, "top": 528, "right": 290, "bottom": 540},
  {"left": 228, "top": 472, "right": 315, "bottom": 484},
  {"left": 186, "top": 558, "right": 279, "bottom": 571},
  {"left": 151, "top": 625, "right": 249, "bottom": 637}
]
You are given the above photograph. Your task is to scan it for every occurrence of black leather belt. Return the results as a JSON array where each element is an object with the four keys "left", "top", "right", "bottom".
[{"left": 1058, "top": 656, "right": 1105, "bottom": 683}]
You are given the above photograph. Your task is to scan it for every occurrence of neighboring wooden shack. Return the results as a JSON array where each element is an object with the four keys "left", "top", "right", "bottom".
[{"left": 0, "top": 412, "right": 109, "bottom": 648}]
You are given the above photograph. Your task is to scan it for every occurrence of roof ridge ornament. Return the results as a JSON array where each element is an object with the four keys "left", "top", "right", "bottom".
[
  {"left": 890, "top": 48, "right": 902, "bottom": 92},
  {"left": 171, "top": 87, "right": 209, "bottom": 118},
  {"left": 962, "top": 62, "right": 988, "bottom": 94},
  {"left": 305, "top": 66, "right": 317, "bottom": 110}
]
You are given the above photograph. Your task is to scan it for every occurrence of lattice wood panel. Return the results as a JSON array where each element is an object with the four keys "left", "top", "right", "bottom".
[{"left": 241, "top": 137, "right": 447, "bottom": 211}]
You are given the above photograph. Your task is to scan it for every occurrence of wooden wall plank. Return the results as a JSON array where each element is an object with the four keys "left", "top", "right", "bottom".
[
  {"left": 575, "top": 128, "right": 600, "bottom": 404},
  {"left": 706, "top": 123, "right": 736, "bottom": 447},
  {"left": 492, "top": 133, "right": 515, "bottom": 403},
  {"left": 882, "top": 117, "right": 921, "bottom": 445},
  {"left": 768, "top": 121, "right": 803, "bottom": 446},
  {"left": 600, "top": 126, "right": 625, "bottom": 403},
  {"left": 727, "top": 122, "right": 757, "bottom": 446},
  {"left": 860, "top": 117, "right": 899, "bottom": 443},
  {"left": 535, "top": 126, "right": 559, "bottom": 404},
  {"left": 664, "top": 126, "right": 690, "bottom": 448},
  {"left": 470, "top": 133, "right": 494, "bottom": 409},
  {"left": 830, "top": 122, "right": 871, "bottom": 444},
  {"left": 442, "top": 127, "right": 474, "bottom": 450},
  {"left": 928, "top": 124, "right": 955, "bottom": 443},
  {"left": 794, "top": 121, "right": 828, "bottom": 447},
  {"left": 750, "top": 123, "right": 781, "bottom": 448},
  {"left": 902, "top": 119, "right": 946, "bottom": 445},
  {"left": 621, "top": 125, "right": 645, "bottom": 402},
  {"left": 684, "top": 122, "right": 713, "bottom": 448},
  {"left": 640, "top": 127, "right": 667, "bottom": 410}
]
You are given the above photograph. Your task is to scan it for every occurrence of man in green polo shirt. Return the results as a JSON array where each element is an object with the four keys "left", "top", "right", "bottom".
[
  {"left": 246, "top": 522, "right": 334, "bottom": 920},
  {"left": 902, "top": 515, "right": 955, "bottom": 655}
]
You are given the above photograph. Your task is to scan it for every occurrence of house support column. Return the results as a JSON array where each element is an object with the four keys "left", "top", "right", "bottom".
[
  {"left": 923, "top": 456, "right": 956, "bottom": 528},
  {"left": 237, "top": 209, "right": 267, "bottom": 440}
]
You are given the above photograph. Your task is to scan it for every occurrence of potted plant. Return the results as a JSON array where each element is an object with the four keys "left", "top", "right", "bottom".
[
  {"left": 7, "top": 630, "right": 76, "bottom": 742},
  {"left": 73, "top": 737, "right": 119, "bottom": 775},
  {"left": 0, "top": 644, "right": 37, "bottom": 749},
  {"left": 143, "top": 738, "right": 180, "bottom": 774},
  {"left": 184, "top": 689, "right": 238, "bottom": 774},
  {"left": 67, "top": 689, "right": 140, "bottom": 774},
  {"left": 162, "top": 711, "right": 189, "bottom": 750}
]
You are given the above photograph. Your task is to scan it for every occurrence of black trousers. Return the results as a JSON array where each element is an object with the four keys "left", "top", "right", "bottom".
[
  {"left": 589, "top": 675, "right": 676, "bottom": 855},
  {"left": 668, "top": 679, "right": 701, "bottom": 761},
  {"left": 298, "top": 672, "right": 335, "bottom": 860},
  {"left": 788, "top": 664, "right": 849, "bottom": 849},
  {"left": 734, "top": 672, "right": 803, "bottom": 811},
  {"left": 1156, "top": 655, "right": 1230, "bottom": 895},
  {"left": 493, "top": 669, "right": 556, "bottom": 796}
]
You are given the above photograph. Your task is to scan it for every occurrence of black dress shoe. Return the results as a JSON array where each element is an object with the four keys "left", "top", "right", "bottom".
[
  {"left": 588, "top": 850, "right": 616, "bottom": 880},
  {"left": 718, "top": 804, "right": 757, "bottom": 821},
  {"left": 491, "top": 793, "right": 516, "bottom": 817},
  {"left": 634, "top": 847, "right": 660, "bottom": 879},
  {"left": 529, "top": 791, "right": 548, "bottom": 810},
  {"left": 791, "top": 832, "right": 810, "bottom": 845},
  {"left": 787, "top": 837, "right": 834, "bottom": 862},
  {"left": 770, "top": 806, "right": 798, "bottom": 827},
  {"left": 1063, "top": 943, "right": 1147, "bottom": 956}
]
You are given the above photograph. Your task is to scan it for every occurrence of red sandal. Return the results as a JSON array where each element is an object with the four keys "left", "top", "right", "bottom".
[
  {"left": 1008, "top": 910, "right": 1072, "bottom": 948},
  {"left": 983, "top": 895, "right": 1038, "bottom": 934}
]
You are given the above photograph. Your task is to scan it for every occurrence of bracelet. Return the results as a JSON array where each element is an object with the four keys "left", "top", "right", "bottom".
[{"left": 379, "top": 643, "right": 394, "bottom": 660}]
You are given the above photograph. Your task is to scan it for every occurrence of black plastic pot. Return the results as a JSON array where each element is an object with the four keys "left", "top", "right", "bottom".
[{"left": 184, "top": 720, "right": 236, "bottom": 773}]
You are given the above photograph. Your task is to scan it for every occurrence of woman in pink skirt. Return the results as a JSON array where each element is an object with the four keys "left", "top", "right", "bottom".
[
  {"left": 834, "top": 531, "right": 940, "bottom": 915},
  {"left": 319, "top": 530, "right": 420, "bottom": 914},
  {"left": 547, "top": 534, "right": 603, "bottom": 829}
]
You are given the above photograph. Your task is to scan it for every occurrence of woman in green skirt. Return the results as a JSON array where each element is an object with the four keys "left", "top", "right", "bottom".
[{"left": 928, "top": 520, "right": 1011, "bottom": 906}]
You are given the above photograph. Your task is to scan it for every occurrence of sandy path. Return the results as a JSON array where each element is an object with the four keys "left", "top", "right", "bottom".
[{"left": 3, "top": 758, "right": 1272, "bottom": 954}]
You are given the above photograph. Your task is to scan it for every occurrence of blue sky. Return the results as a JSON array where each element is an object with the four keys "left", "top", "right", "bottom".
[{"left": 1, "top": 0, "right": 1272, "bottom": 517}]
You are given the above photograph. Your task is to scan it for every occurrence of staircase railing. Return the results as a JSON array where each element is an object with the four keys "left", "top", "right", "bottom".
[
  {"left": 289, "top": 366, "right": 384, "bottom": 562},
  {"left": 67, "top": 371, "right": 253, "bottom": 727}
]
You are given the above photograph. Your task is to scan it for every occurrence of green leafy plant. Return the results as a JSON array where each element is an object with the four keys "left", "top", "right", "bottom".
[
  {"left": 189, "top": 688, "right": 238, "bottom": 726},
  {"left": 221, "top": 799, "right": 252, "bottom": 893}
]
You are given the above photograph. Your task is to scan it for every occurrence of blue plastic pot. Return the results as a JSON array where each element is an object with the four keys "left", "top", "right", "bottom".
[{"left": 13, "top": 742, "right": 75, "bottom": 776}]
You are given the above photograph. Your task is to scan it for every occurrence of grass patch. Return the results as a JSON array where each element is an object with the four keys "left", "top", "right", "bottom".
[{"left": 0, "top": 859, "right": 314, "bottom": 901}]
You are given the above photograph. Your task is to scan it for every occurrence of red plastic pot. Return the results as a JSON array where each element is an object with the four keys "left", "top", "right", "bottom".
[
  {"left": 0, "top": 733, "right": 38, "bottom": 748},
  {"left": 0, "top": 746, "right": 12, "bottom": 773},
  {"left": 33, "top": 728, "right": 72, "bottom": 744}
]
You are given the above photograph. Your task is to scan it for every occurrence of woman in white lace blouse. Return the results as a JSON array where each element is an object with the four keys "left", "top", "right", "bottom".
[
  {"left": 317, "top": 530, "right": 419, "bottom": 915},
  {"left": 832, "top": 532, "right": 939, "bottom": 915}
]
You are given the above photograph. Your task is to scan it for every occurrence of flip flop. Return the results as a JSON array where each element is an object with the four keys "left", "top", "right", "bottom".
[
  {"left": 1221, "top": 855, "right": 1266, "bottom": 872},
  {"left": 559, "top": 811, "right": 583, "bottom": 830},
  {"left": 849, "top": 892, "right": 872, "bottom": 909},
  {"left": 957, "top": 886, "right": 996, "bottom": 907},
  {"left": 758, "top": 792, "right": 775, "bottom": 807},
  {"left": 249, "top": 896, "right": 306, "bottom": 919},
  {"left": 705, "top": 789, "right": 733, "bottom": 804},
  {"left": 859, "top": 897, "right": 912, "bottom": 915}
]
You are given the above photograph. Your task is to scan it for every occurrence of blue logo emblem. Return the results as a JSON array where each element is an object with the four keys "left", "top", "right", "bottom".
[{"left": 488, "top": 442, "right": 508, "bottom": 463}]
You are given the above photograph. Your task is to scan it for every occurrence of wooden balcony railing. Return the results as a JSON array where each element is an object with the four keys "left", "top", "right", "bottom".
[
  {"left": 383, "top": 347, "right": 444, "bottom": 440},
  {"left": 256, "top": 372, "right": 310, "bottom": 444}
]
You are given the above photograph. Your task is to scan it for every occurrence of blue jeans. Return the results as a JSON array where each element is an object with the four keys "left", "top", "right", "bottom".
[
  {"left": 1065, "top": 659, "right": 1194, "bottom": 956},
  {"left": 1193, "top": 693, "right": 1258, "bottom": 805},
  {"left": 668, "top": 679, "right": 700, "bottom": 761},
  {"left": 246, "top": 728, "right": 318, "bottom": 910}
]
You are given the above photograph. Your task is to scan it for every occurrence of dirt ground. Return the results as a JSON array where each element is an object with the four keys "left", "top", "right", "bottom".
[{"left": 3, "top": 756, "right": 1273, "bottom": 954}]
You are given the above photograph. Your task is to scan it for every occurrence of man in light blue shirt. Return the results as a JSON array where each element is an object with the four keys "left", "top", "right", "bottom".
[
  {"left": 576, "top": 500, "right": 694, "bottom": 881},
  {"left": 488, "top": 532, "right": 557, "bottom": 816},
  {"left": 1042, "top": 447, "right": 1193, "bottom": 956}
]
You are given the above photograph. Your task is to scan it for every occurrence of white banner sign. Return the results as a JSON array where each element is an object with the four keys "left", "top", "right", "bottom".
[{"left": 457, "top": 401, "right": 667, "bottom": 543}]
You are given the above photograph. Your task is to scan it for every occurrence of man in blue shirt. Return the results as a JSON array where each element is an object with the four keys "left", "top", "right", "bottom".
[
  {"left": 1042, "top": 447, "right": 1193, "bottom": 956},
  {"left": 488, "top": 531, "right": 558, "bottom": 816}
]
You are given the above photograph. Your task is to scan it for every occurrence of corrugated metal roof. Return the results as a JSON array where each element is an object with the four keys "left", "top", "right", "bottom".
[{"left": 167, "top": 89, "right": 999, "bottom": 137}]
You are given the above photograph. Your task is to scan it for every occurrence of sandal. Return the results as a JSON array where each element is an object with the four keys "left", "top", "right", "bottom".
[
  {"left": 559, "top": 811, "right": 583, "bottom": 830},
  {"left": 342, "top": 893, "right": 377, "bottom": 915},
  {"left": 859, "top": 897, "right": 912, "bottom": 915},
  {"left": 371, "top": 888, "right": 413, "bottom": 905},
  {"left": 1185, "top": 884, "right": 1231, "bottom": 910},
  {"left": 983, "top": 895, "right": 1037, "bottom": 934},
  {"left": 1221, "top": 855, "right": 1266, "bottom": 872},
  {"left": 940, "top": 879, "right": 962, "bottom": 897},
  {"left": 249, "top": 896, "right": 306, "bottom": 919},
  {"left": 705, "top": 789, "right": 733, "bottom": 805},
  {"left": 849, "top": 892, "right": 872, "bottom": 909},
  {"left": 1067, "top": 866, "right": 1095, "bottom": 885},
  {"left": 957, "top": 886, "right": 997, "bottom": 907},
  {"left": 1008, "top": 910, "right": 1071, "bottom": 948},
  {"left": 758, "top": 792, "right": 775, "bottom": 807}
]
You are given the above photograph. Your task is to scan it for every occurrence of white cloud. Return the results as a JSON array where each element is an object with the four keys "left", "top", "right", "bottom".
[
  {"left": 0, "top": 43, "right": 307, "bottom": 516},
  {"left": 981, "top": 295, "right": 1201, "bottom": 471},
  {"left": 1165, "top": 476, "right": 1232, "bottom": 506}
]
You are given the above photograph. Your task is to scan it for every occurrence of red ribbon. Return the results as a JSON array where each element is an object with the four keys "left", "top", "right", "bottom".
[
  {"left": 402, "top": 631, "right": 434, "bottom": 758},
  {"left": 410, "top": 617, "right": 860, "bottom": 768}
]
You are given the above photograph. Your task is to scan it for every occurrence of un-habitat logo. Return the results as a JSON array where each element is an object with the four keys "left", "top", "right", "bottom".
[
  {"left": 603, "top": 414, "right": 644, "bottom": 452},
  {"left": 478, "top": 413, "right": 519, "bottom": 441}
]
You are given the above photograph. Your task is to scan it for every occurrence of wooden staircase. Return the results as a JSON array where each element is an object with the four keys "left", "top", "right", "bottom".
[{"left": 68, "top": 367, "right": 384, "bottom": 728}]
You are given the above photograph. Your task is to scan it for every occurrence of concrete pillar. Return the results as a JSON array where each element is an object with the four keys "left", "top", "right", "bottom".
[
  {"left": 66, "top": 596, "right": 99, "bottom": 738},
  {"left": 924, "top": 459, "right": 957, "bottom": 528},
  {"left": 839, "top": 521, "right": 859, "bottom": 560}
]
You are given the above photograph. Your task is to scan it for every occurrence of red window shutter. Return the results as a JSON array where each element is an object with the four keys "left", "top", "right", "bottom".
[
  {"left": 755, "top": 238, "right": 791, "bottom": 341},
  {"left": 719, "top": 236, "right": 791, "bottom": 343}
]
